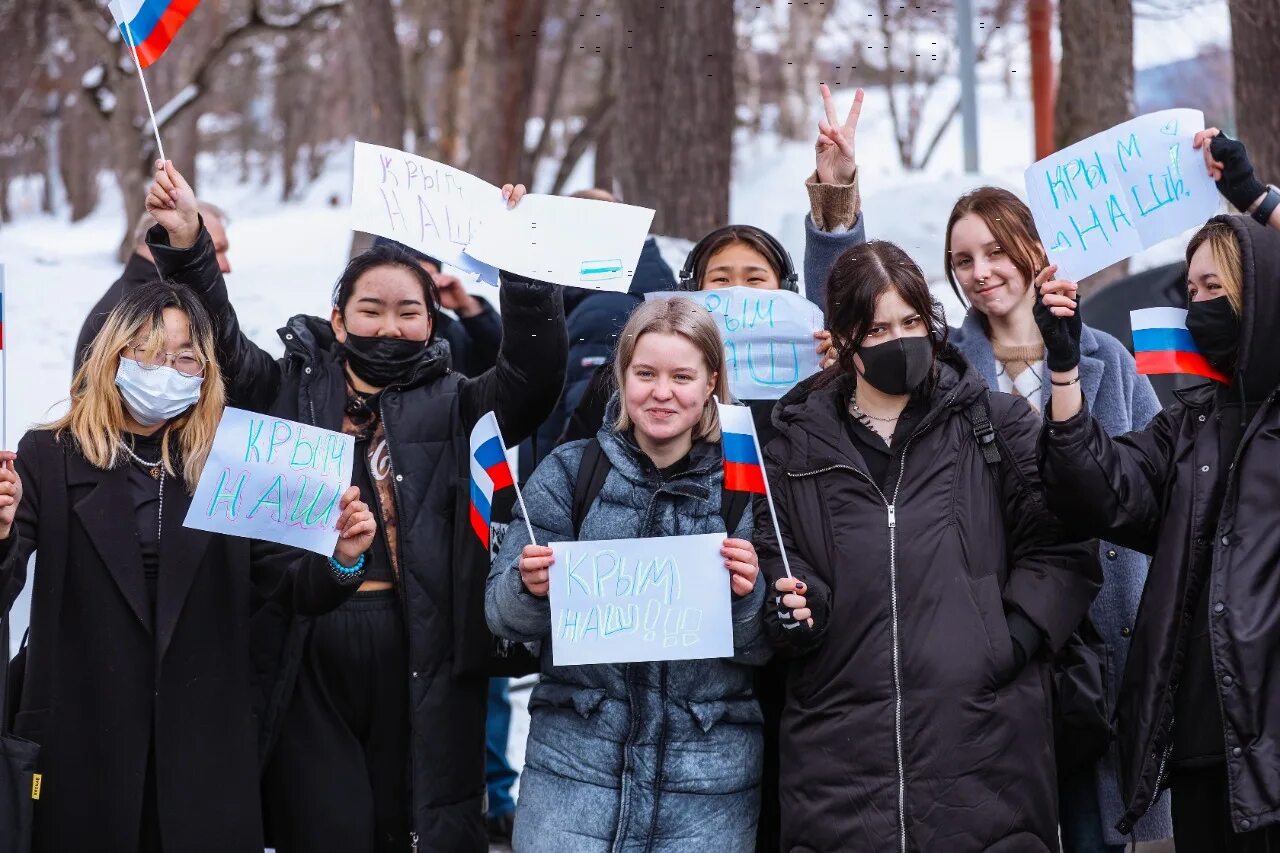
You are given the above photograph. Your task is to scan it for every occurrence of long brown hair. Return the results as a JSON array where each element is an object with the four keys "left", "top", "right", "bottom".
[
  {"left": 1185, "top": 219, "right": 1244, "bottom": 315},
  {"left": 51, "top": 282, "right": 226, "bottom": 491},
  {"left": 944, "top": 186, "right": 1048, "bottom": 309},
  {"left": 613, "top": 297, "right": 730, "bottom": 441},
  {"left": 825, "top": 240, "right": 948, "bottom": 378}
]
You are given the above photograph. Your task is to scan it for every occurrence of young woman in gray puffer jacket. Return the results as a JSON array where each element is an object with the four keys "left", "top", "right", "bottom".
[{"left": 486, "top": 296, "right": 770, "bottom": 853}]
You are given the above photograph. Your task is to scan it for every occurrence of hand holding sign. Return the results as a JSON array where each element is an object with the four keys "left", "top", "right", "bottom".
[
  {"left": 520, "top": 543, "right": 554, "bottom": 597},
  {"left": 1033, "top": 265, "right": 1083, "bottom": 373},
  {"left": 816, "top": 83, "right": 864, "bottom": 186},
  {"left": 721, "top": 537, "right": 759, "bottom": 598},
  {"left": 1194, "top": 128, "right": 1267, "bottom": 213},
  {"left": 0, "top": 451, "right": 21, "bottom": 541},
  {"left": 333, "top": 486, "right": 376, "bottom": 568}
]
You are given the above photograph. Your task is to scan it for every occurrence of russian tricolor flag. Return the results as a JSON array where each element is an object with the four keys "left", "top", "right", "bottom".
[
  {"left": 716, "top": 402, "right": 767, "bottom": 495},
  {"left": 1131, "top": 307, "right": 1229, "bottom": 384},
  {"left": 108, "top": 0, "right": 201, "bottom": 70},
  {"left": 469, "top": 412, "right": 516, "bottom": 550}
]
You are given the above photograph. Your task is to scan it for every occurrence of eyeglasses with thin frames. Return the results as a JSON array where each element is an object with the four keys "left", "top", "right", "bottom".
[{"left": 124, "top": 345, "right": 205, "bottom": 378}]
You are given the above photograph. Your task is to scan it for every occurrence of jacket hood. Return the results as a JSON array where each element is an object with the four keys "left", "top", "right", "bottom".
[
  {"left": 771, "top": 343, "right": 988, "bottom": 467},
  {"left": 1211, "top": 214, "right": 1280, "bottom": 399},
  {"left": 277, "top": 314, "right": 453, "bottom": 389}
]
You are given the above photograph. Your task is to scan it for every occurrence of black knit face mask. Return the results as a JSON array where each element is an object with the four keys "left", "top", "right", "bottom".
[
  {"left": 1186, "top": 296, "right": 1239, "bottom": 377},
  {"left": 341, "top": 333, "right": 431, "bottom": 388},
  {"left": 855, "top": 336, "right": 934, "bottom": 396}
]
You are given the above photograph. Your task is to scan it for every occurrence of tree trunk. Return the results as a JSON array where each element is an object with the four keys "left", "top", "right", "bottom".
[
  {"left": 439, "top": 0, "right": 483, "bottom": 166},
  {"left": 346, "top": 0, "right": 407, "bottom": 149},
  {"left": 58, "top": 97, "right": 102, "bottom": 222},
  {"left": 466, "top": 0, "right": 547, "bottom": 184},
  {"left": 1228, "top": 0, "right": 1280, "bottom": 189},
  {"left": 776, "top": 0, "right": 835, "bottom": 140},
  {"left": 614, "top": 0, "right": 735, "bottom": 239},
  {"left": 1054, "top": 0, "right": 1134, "bottom": 296}
]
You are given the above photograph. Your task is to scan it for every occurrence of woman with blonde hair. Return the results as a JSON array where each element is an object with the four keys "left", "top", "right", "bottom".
[
  {"left": 0, "top": 281, "right": 376, "bottom": 853},
  {"left": 486, "top": 296, "right": 769, "bottom": 852}
]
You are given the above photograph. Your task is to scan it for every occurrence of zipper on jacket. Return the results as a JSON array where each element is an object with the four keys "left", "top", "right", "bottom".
[{"left": 410, "top": 831, "right": 419, "bottom": 852}]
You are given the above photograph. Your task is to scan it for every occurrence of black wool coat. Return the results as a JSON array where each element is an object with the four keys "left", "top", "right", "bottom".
[
  {"left": 2, "top": 429, "right": 356, "bottom": 853},
  {"left": 757, "top": 350, "right": 1100, "bottom": 853},
  {"left": 1041, "top": 214, "right": 1280, "bottom": 835},
  {"left": 148, "top": 224, "right": 568, "bottom": 851}
]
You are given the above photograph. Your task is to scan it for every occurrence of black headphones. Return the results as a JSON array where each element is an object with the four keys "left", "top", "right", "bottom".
[{"left": 678, "top": 225, "right": 799, "bottom": 293}]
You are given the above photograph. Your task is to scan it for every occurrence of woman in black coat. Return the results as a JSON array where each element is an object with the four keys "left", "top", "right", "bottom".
[
  {"left": 0, "top": 282, "right": 374, "bottom": 853},
  {"left": 144, "top": 161, "right": 567, "bottom": 852},
  {"left": 758, "top": 240, "right": 1100, "bottom": 852},
  {"left": 1038, "top": 132, "right": 1280, "bottom": 850}
]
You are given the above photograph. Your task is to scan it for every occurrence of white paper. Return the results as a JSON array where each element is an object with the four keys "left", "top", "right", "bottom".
[
  {"left": 548, "top": 533, "right": 734, "bottom": 666},
  {"left": 464, "top": 194, "right": 655, "bottom": 293},
  {"left": 648, "top": 287, "right": 824, "bottom": 399},
  {"left": 1024, "top": 109, "right": 1219, "bottom": 282},
  {"left": 183, "top": 408, "right": 355, "bottom": 556},
  {"left": 350, "top": 141, "right": 503, "bottom": 284}
]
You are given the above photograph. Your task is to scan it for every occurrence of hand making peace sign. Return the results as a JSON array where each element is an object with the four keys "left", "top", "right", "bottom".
[{"left": 815, "top": 83, "right": 865, "bottom": 186}]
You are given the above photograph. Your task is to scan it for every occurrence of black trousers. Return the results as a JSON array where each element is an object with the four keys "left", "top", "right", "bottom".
[
  {"left": 1172, "top": 766, "right": 1280, "bottom": 853},
  {"left": 264, "top": 590, "right": 411, "bottom": 853}
]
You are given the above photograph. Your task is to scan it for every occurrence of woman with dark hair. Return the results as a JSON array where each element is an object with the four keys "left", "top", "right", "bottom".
[
  {"left": 1039, "top": 131, "right": 1280, "bottom": 851},
  {"left": 757, "top": 240, "right": 1100, "bottom": 851},
  {"left": 941, "top": 185, "right": 1167, "bottom": 851},
  {"left": 143, "top": 161, "right": 567, "bottom": 853},
  {"left": 0, "top": 282, "right": 375, "bottom": 853}
]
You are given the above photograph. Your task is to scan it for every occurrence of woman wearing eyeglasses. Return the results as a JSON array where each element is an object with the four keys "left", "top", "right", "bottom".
[{"left": 0, "top": 282, "right": 377, "bottom": 853}]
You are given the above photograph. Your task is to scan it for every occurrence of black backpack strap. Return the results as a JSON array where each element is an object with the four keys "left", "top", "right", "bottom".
[
  {"left": 966, "top": 397, "right": 1003, "bottom": 466},
  {"left": 571, "top": 438, "right": 612, "bottom": 538}
]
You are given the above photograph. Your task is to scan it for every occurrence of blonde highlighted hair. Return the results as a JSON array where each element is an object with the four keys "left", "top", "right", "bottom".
[
  {"left": 1186, "top": 219, "right": 1244, "bottom": 316},
  {"left": 612, "top": 296, "right": 729, "bottom": 441},
  {"left": 51, "top": 282, "right": 226, "bottom": 491}
]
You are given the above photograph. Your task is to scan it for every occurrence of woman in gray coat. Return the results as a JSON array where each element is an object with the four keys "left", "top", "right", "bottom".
[
  {"left": 486, "top": 297, "right": 769, "bottom": 853},
  {"left": 943, "top": 186, "right": 1168, "bottom": 851}
]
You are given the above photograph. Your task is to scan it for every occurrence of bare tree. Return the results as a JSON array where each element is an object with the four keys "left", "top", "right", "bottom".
[
  {"left": 344, "top": 0, "right": 406, "bottom": 148},
  {"left": 466, "top": 0, "right": 548, "bottom": 184},
  {"left": 1227, "top": 0, "right": 1280, "bottom": 187},
  {"left": 777, "top": 1, "right": 837, "bottom": 140}
]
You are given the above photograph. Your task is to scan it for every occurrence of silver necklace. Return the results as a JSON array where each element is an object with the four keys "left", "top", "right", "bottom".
[
  {"left": 122, "top": 442, "right": 166, "bottom": 541},
  {"left": 849, "top": 393, "right": 900, "bottom": 423}
]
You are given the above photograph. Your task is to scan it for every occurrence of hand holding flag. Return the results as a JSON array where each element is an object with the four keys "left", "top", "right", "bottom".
[{"left": 469, "top": 412, "right": 533, "bottom": 550}]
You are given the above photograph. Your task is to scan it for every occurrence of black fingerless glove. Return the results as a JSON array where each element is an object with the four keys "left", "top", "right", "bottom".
[
  {"left": 1210, "top": 134, "right": 1266, "bottom": 213},
  {"left": 1033, "top": 286, "right": 1082, "bottom": 372}
]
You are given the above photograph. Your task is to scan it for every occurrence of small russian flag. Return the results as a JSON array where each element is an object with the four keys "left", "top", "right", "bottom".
[
  {"left": 716, "top": 402, "right": 767, "bottom": 495},
  {"left": 108, "top": 0, "right": 201, "bottom": 70},
  {"left": 468, "top": 412, "right": 516, "bottom": 549},
  {"left": 1130, "top": 307, "right": 1229, "bottom": 384}
]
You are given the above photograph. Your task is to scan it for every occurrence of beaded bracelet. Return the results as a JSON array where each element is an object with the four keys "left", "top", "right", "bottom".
[{"left": 329, "top": 553, "right": 367, "bottom": 575}]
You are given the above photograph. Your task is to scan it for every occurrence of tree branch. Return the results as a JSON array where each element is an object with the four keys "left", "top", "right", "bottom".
[{"left": 525, "top": 0, "right": 590, "bottom": 176}]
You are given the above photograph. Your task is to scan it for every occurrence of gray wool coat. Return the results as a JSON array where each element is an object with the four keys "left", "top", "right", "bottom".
[
  {"left": 952, "top": 310, "right": 1172, "bottom": 845},
  {"left": 486, "top": 413, "right": 769, "bottom": 853}
]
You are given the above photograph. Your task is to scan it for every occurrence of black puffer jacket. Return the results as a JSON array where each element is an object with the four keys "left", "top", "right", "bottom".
[
  {"left": 757, "top": 349, "right": 1100, "bottom": 852},
  {"left": 1040, "top": 214, "right": 1280, "bottom": 835},
  {"left": 147, "top": 225, "right": 567, "bottom": 851}
]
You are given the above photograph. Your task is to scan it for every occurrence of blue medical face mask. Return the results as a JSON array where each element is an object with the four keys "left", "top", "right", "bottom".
[{"left": 115, "top": 358, "right": 203, "bottom": 426}]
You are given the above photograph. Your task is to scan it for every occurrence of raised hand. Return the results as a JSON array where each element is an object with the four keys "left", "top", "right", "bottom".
[
  {"left": 519, "top": 544, "right": 554, "bottom": 597},
  {"left": 433, "top": 271, "right": 483, "bottom": 318},
  {"left": 501, "top": 183, "right": 528, "bottom": 210},
  {"left": 814, "top": 330, "right": 837, "bottom": 370},
  {"left": 145, "top": 159, "right": 200, "bottom": 248},
  {"left": 0, "top": 452, "right": 22, "bottom": 541},
  {"left": 1194, "top": 128, "right": 1266, "bottom": 213},
  {"left": 816, "top": 83, "right": 865, "bottom": 185},
  {"left": 332, "top": 486, "right": 376, "bottom": 568},
  {"left": 1033, "top": 264, "right": 1083, "bottom": 372}
]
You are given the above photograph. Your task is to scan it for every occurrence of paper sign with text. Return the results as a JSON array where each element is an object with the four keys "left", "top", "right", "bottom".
[
  {"left": 1024, "top": 109, "right": 1219, "bottom": 282},
  {"left": 548, "top": 533, "right": 733, "bottom": 666},
  {"left": 465, "top": 194, "right": 655, "bottom": 293},
  {"left": 183, "top": 408, "right": 355, "bottom": 556},
  {"left": 648, "top": 287, "right": 824, "bottom": 399},
  {"left": 351, "top": 142, "right": 502, "bottom": 284}
]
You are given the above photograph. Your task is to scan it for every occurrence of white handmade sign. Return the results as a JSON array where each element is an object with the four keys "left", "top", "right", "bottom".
[
  {"left": 351, "top": 141, "right": 502, "bottom": 283},
  {"left": 548, "top": 533, "right": 734, "bottom": 666},
  {"left": 648, "top": 287, "right": 824, "bottom": 399},
  {"left": 183, "top": 408, "right": 355, "bottom": 556},
  {"left": 1024, "top": 108, "right": 1220, "bottom": 282},
  {"left": 464, "top": 193, "right": 655, "bottom": 293}
]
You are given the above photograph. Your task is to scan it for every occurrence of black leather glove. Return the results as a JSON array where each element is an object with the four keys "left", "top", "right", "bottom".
[
  {"left": 1210, "top": 134, "right": 1266, "bottom": 213},
  {"left": 1033, "top": 281, "right": 1082, "bottom": 372}
]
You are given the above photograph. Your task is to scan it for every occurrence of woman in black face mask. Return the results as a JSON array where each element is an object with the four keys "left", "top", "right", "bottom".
[
  {"left": 1039, "top": 208, "right": 1280, "bottom": 850},
  {"left": 142, "top": 161, "right": 568, "bottom": 853},
  {"left": 756, "top": 239, "right": 1100, "bottom": 852}
]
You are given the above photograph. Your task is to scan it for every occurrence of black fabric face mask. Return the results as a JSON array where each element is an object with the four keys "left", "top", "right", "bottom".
[
  {"left": 341, "top": 332, "right": 431, "bottom": 388},
  {"left": 855, "top": 335, "right": 934, "bottom": 396},
  {"left": 1186, "top": 296, "right": 1240, "bottom": 377}
]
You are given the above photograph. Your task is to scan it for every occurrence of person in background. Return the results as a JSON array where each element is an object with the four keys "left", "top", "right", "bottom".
[
  {"left": 143, "top": 160, "right": 567, "bottom": 853},
  {"left": 1039, "top": 130, "right": 1280, "bottom": 852},
  {"left": 487, "top": 297, "right": 769, "bottom": 852},
  {"left": 2, "top": 281, "right": 374, "bottom": 853},
  {"left": 941, "top": 186, "right": 1166, "bottom": 852},
  {"left": 74, "top": 203, "right": 231, "bottom": 373},
  {"left": 762, "top": 240, "right": 1099, "bottom": 852},
  {"left": 369, "top": 237, "right": 502, "bottom": 379}
]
